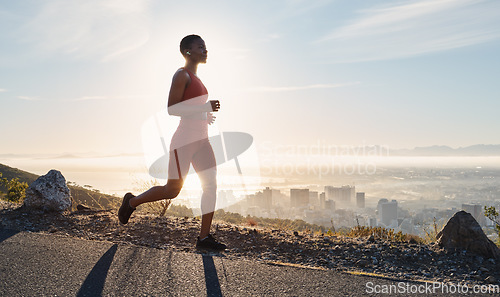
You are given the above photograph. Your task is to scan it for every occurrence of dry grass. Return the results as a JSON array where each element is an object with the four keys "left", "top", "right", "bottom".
[
  {"left": 421, "top": 217, "right": 445, "bottom": 244},
  {"left": 133, "top": 178, "right": 172, "bottom": 216},
  {"left": 345, "top": 225, "right": 425, "bottom": 244}
]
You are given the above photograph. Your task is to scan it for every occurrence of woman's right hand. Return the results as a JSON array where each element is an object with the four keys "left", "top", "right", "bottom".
[{"left": 210, "top": 100, "right": 220, "bottom": 112}]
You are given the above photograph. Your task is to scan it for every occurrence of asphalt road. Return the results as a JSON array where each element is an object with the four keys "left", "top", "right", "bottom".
[{"left": 0, "top": 229, "right": 492, "bottom": 296}]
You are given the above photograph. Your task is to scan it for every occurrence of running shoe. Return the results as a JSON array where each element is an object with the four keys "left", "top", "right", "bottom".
[
  {"left": 118, "top": 192, "right": 136, "bottom": 224},
  {"left": 196, "top": 234, "right": 227, "bottom": 251}
]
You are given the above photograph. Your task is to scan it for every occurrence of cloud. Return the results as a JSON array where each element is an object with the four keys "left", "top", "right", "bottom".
[
  {"left": 249, "top": 82, "right": 360, "bottom": 92},
  {"left": 0, "top": 88, "right": 6, "bottom": 92},
  {"left": 317, "top": 0, "right": 500, "bottom": 63},
  {"left": 18, "top": 0, "right": 151, "bottom": 62},
  {"left": 17, "top": 96, "right": 42, "bottom": 101}
]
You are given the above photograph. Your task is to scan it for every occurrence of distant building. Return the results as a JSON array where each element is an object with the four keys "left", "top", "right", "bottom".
[
  {"left": 319, "top": 192, "right": 326, "bottom": 209},
  {"left": 377, "top": 198, "right": 388, "bottom": 212},
  {"left": 462, "top": 204, "right": 485, "bottom": 226},
  {"left": 369, "top": 217, "right": 377, "bottom": 227},
  {"left": 356, "top": 192, "right": 365, "bottom": 208},
  {"left": 378, "top": 199, "right": 398, "bottom": 227},
  {"left": 261, "top": 187, "right": 273, "bottom": 210},
  {"left": 324, "top": 200, "right": 335, "bottom": 211},
  {"left": 348, "top": 186, "right": 356, "bottom": 203},
  {"left": 246, "top": 193, "right": 256, "bottom": 208},
  {"left": 290, "top": 189, "right": 309, "bottom": 208},
  {"left": 270, "top": 189, "right": 282, "bottom": 206},
  {"left": 309, "top": 191, "right": 319, "bottom": 207},
  {"left": 246, "top": 188, "right": 275, "bottom": 210},
  {"left": 324, "top": 185, "right": 355, "bottom": 203}
]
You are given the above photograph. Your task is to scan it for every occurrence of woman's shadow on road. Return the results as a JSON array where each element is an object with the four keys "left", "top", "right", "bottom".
[{"left": 77, "top": 244, "right": 118, "bottom": 297}]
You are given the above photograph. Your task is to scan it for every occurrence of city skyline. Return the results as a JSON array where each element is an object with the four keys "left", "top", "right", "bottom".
[
  {"left": 219, "top": 172, "right": 498, "bottom": 239},
  {"left": 1, "top": 0, "right": 500, "bottom": 157}
]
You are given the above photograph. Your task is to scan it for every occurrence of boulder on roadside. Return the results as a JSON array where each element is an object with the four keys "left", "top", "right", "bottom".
[
  {"left": 24, "top": 170, "right": 72, "bottom": 212},
  {"left": 436, "top": 211, "right": 500, "bottom": 259}
]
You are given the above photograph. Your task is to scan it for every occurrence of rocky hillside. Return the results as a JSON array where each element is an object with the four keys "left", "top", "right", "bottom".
[{"left": 0, "top": 163, "right": 119, "bottom": 210}]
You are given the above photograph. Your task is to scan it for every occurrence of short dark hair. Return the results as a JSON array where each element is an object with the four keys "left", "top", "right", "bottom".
[{"left": 180, "top": 34, "right": 202, "bottom": 55}]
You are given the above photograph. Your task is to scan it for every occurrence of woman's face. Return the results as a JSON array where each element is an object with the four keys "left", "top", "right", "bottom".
[{"left": 187, "top": 38, "right": 208, "bottom": 64}]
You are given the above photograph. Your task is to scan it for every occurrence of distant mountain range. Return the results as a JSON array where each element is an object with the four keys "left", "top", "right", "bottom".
[{"left": 391, "top": 145, "right": 500, "bottom": 156}]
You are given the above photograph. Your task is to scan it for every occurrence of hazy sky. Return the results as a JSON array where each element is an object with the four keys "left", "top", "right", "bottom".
[{"left": 1, "top": 0, "right": 500, "bottom": 155}]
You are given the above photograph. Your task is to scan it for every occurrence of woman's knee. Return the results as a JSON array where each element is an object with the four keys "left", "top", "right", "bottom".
[
  {"left": 163, "top": 180, "right": 183, "bottom": 198},
  {"left": 198, "top": 169, "right": 217, "bottom": 193}
]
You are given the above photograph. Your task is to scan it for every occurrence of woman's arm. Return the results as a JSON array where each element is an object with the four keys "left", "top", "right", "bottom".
[{"left": 167, "top": 69, "right": 219, "bottom": 116}]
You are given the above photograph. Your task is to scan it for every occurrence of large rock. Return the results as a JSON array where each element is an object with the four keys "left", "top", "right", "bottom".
[
  {"left": 436, "top": 211, "right": 500, "bottom": 259},
  {"left": 24, "top": 170, "right": 72, "bottom": 212}
]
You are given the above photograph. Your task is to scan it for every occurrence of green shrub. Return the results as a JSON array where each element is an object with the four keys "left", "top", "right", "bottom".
[
  {"left": 484, "top": 206, "right": 500, "bottom": 246},
  {"left": 0, "top": 173, "right": 28, "bottom": 203}
]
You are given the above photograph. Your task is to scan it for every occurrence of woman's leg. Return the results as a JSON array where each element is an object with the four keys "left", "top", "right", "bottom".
[
  {"left": 129, "top": 179, "right": 183, "bottom": 208},
  {"left": 130, "top": 144, "right": 194, "bottom": 208},
  {"left": 197, "top": 169, "right": 217, "bottom": 238},
  {"left": 191, "top": 140, "right": 217, "bottom": 238}
]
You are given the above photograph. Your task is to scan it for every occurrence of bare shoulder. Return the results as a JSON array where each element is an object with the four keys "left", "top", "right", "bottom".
[
  {"left": 172, "top": 68, "right": 190, "bottom": 84},
  {"left": 168, "top": 68, "right": 191, "bottom": 107}
]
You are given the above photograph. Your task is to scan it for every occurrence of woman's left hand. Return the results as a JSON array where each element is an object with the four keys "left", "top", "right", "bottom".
[{"left": 207, "top": 112, "right": 216, "bottom": 125}]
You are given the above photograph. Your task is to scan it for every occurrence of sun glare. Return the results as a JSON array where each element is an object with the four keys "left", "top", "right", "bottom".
[{"left": 181, "top": 173, "right": 202, "bottom": 190}]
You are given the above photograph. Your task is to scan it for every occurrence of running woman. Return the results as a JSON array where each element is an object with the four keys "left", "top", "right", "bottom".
[{"left": 118, "top": 34, "right": 226, "bottom": 251}]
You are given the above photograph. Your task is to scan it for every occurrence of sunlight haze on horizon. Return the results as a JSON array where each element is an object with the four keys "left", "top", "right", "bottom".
[{"left": 1, "top": 0, "right": 500, "bottom": 157}]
